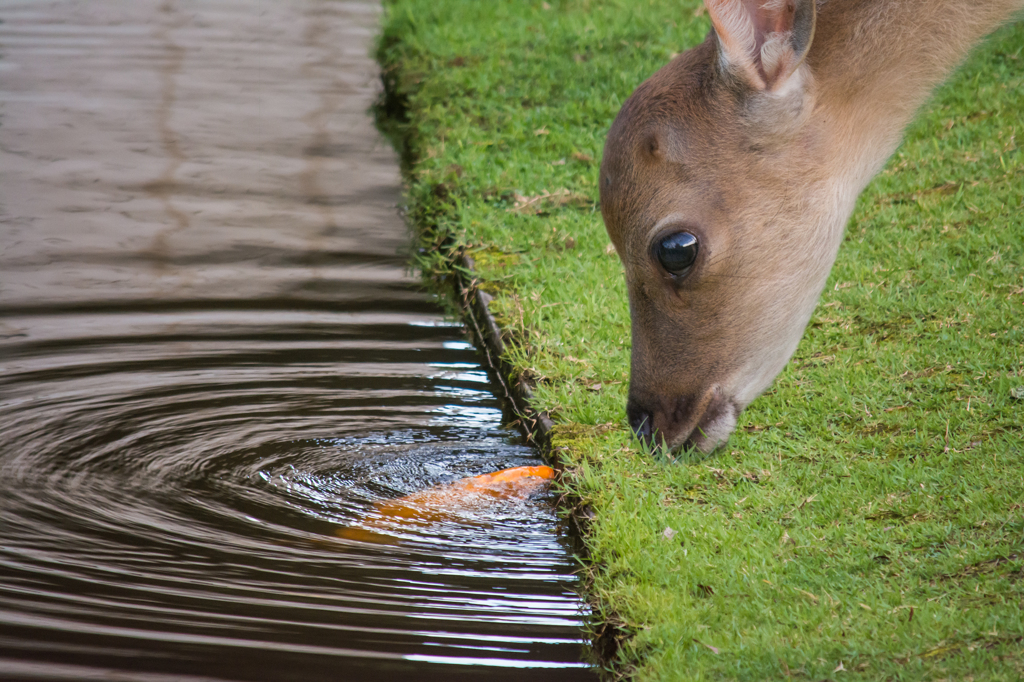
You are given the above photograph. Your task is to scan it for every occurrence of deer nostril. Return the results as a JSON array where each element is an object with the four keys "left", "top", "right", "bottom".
[{"left": 626, "top": 400, "right": 653, "bottom": 442}]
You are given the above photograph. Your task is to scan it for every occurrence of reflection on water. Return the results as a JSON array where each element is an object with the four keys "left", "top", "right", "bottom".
[{"left": 0, "top": 1, "right": 595, "bottom": 679}]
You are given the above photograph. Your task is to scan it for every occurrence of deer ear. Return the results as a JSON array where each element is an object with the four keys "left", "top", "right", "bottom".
[{"left": 705, "top": 0, "right": 816, "bottom": 92}]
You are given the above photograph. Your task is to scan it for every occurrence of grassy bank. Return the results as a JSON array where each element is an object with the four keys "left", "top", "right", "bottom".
[{"left": 375, "top": 2, "right": 1024, "bottom": 679}]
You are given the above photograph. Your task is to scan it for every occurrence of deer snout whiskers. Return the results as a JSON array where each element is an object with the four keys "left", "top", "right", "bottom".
[{"left": 627, "top": 388, "right": 738, "bottom": 454}]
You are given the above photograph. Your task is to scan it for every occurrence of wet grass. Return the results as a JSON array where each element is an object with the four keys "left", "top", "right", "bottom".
[{"left": 376, "top": 1, "right": 1024, "bottom": 679}]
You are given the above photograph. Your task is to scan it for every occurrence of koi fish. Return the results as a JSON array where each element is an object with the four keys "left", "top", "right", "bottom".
[{"left": 336, "top": 465, "right": 555, "bottom": 544}]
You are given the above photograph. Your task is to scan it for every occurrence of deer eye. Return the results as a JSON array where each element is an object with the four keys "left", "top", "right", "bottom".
[{"left": 655, "top": 232, "right": 698, "bottom": 277}]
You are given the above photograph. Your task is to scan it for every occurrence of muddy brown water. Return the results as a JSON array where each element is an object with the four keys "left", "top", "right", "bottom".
[{"left": 0, "top": 1, "right": 597, "bottom": 679}]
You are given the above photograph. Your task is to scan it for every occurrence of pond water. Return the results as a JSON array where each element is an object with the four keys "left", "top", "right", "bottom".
[{"left": 0, "top": 1, "right": 596, "bottom": 679}]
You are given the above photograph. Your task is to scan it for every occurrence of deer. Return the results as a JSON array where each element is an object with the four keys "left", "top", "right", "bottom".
[{"left": 599, "top": 0, "right": 1023, "bottom": 453}]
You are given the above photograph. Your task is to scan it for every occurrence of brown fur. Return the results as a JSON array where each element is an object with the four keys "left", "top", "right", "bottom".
[{"left": 601, "top": 0, "right": 1023, "bottom": 452}]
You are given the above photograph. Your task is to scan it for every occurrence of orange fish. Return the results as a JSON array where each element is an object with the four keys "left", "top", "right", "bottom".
[{"left": 336, "top": 465, "right": 555, "bottom": 544}]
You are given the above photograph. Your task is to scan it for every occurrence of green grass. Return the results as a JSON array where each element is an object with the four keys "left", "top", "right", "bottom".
[{"left": 375, "top": 1, "right": 1024, "bottom": 679}]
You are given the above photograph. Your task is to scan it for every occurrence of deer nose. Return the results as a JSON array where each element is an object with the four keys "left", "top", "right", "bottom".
[{"left": 626, "top": 399, "right": 653, "bottom": 443}]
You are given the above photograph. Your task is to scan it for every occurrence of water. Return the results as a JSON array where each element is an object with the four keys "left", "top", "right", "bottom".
[{"left": 0, "top": 1, "right": 596, "bottom": 679}]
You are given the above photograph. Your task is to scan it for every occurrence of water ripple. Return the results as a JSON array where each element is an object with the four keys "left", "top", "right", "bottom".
[{"left": 0, "top": 1, "right": 594, "bottom": 679}]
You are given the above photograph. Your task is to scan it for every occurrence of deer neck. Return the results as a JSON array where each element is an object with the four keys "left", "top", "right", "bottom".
[{"left": 807, "top": 0, "right": 1021, "bottom": 191}]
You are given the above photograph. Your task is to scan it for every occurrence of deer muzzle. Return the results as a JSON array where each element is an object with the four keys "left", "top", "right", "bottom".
[{"left": 626, "top": 385, "right": 739, "bottom": 454}]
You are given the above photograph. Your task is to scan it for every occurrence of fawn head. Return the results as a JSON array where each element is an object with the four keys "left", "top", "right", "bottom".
[{"left": 601, "top": 0, "right": 856, "bottom": 453}]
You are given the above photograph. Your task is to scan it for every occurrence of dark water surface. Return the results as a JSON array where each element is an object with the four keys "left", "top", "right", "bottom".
[{"left": 0, "top": 1, "right": 595, "bottom": 679}]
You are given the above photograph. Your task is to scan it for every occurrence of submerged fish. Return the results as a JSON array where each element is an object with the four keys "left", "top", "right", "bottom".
[{"left": 336, "top": 465, "right": 556, "bottom": 544}]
